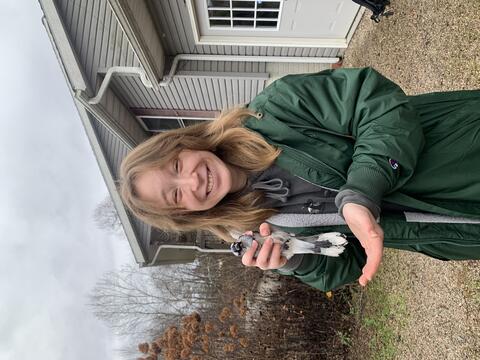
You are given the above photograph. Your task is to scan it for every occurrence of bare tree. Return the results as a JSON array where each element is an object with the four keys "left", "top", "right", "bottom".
[
  {"left": 89, "top": 256, "right": 261, "bottom": 336},
  {"left": 91, "top": 255, "right": 355, "bottom": 359},
  {"left": 90, "top": 264, "right": 197, "bottom": 337},
  {"left": 93, "top": 195, "right": 123, "bottom": 234}
]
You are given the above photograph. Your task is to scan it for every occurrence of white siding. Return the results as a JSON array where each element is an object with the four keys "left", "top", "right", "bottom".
[
  {"left": 55, "top": 0, "right": 141, "bottom": 90},
  {"left": 265, "top": 63, "right": 331, "bottom": 85},
  {"left": 100, "top": 86, "right": 148, "bottom": 144},
  {"left": 89, "top": 113, "right": 151, "bottom": 250},
  {"left": 149, "top": 0, "right": 343, "bottom": 58},
  {"left": 111, "top": 73, "right": 268, "bottom": 111}
]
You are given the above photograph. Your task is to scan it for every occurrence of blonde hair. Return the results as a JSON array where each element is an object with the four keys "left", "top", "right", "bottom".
[{"left": 119, "top": 108, "right": 281, "bottom": 242}]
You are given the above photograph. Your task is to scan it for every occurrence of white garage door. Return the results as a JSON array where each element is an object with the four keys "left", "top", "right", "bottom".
[{"left": 191, "top": 0, "right": 361, "bottom": 45}]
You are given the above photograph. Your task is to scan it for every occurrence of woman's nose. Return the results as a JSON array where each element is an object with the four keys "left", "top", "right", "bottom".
[{"left": 179, "top": 171, "right": 199, "bottom": 192}]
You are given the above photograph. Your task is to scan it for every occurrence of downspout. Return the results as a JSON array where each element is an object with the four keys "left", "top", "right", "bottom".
[
  {"left": 85, "top": 54, "right": 340, "bottom": 104},
  {"left": 87, "top": 66, "right": 154, "bottom": 105}
]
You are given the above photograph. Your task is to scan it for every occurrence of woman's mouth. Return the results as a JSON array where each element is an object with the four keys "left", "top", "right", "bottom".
[{"left": 207, "top": 167, "right": 214, "bottom": 195}]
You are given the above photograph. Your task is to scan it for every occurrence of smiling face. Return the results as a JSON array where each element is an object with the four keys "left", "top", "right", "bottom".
[{"left": 134, "top": 150, "right": 247, "bottom": 212}]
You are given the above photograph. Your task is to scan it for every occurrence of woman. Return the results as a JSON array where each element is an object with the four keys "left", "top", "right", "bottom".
[{"left": 120, "top": 67, "right": 480, "bottom": 291}]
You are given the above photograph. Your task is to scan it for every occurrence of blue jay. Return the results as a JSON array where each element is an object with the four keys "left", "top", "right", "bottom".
[{"left": 230, "top": 230, "right": 348, "bottom": 259}]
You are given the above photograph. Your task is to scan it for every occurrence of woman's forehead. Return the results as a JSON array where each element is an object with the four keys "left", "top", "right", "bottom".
[{"left": 135, "top": 167, "right": 169, "bottom": 204}]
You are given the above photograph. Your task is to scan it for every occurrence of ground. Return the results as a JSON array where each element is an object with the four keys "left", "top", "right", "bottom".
[{"left": 342, "top": 1, "right": 480, "bottom": 359}]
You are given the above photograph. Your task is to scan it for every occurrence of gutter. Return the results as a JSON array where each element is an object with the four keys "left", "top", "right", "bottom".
[{"left": 87, "top": 53, "right": 340, "bottom": 105}]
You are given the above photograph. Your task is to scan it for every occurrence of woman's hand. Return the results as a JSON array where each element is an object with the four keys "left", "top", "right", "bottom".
[
  {"left": 342, "top": 203, "right": 384, "bottom": 287},
  {"left": 241, "top": 223, "right": 288, "bottom": 270}
]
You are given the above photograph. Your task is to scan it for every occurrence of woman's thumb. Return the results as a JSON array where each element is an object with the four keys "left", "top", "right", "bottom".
[{"left": 259, "top": 222, "right": 271, "bottom": 236}]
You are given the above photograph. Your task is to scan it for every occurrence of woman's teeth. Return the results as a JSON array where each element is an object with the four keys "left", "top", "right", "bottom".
[{"left": 207, "top": 169, "right": 213, "bottom": 194}]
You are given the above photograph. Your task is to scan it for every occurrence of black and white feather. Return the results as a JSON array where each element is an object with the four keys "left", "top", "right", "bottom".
[{"left": 230, "top": 230, "right": 348, "bottom": 259}]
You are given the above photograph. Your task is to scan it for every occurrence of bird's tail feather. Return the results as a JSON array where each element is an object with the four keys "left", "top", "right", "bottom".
[
  {"left": 316, "top": 245, "right": 346, "bottom": 257},
  {"left": 313, "top": 233, "right": 348, "bottom": 257}
]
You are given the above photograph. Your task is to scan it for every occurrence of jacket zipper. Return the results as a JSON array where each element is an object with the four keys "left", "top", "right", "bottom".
[
  {"left": 290, "top": 124, "right": 355, "bottom": 140},
  {"left": 294, "top": 174, "right": 340, "bottom": 193},
  {"left": 280, "top": 144, "right": 347, "bottom": 182}
]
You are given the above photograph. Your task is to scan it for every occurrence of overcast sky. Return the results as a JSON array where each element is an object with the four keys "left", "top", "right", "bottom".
[{"left": 0, "top": 2, "right": 135, "bottom": 359}]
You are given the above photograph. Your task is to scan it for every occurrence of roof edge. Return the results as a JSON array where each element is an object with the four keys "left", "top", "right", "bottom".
[{"left": 38, "top": 0, "right": 147, "bottom": 263}]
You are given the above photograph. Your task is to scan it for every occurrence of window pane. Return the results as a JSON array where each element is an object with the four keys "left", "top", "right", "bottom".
[
  {"left": 233, "top": 19, "right": 254, "bottom": 27},
  {"left": 232, "top": 10, "right": 254, "bottom": 18},
  {"left": 141, "top": 118, "right": 181, "bottom": 131},
  {"left": 257, "top": 1, "right": 280, "bottom": 10},
  {"left": 256, "top": 11, "right": 278, "bottom": 19},
  {"left": 210, "top": 19, "right": 231, "bottom": 27},
  {"left": 209, "top": 9, "right": 230, "bottom": 17},
  {"left": 256, "top": 20, "right": 277, "bottom": 28},
  {"left": 232, "top": 1, "right": 255, "bottom": 9},
  {"left": 183, "top": 119, "right": 206, "bottom": 127},
  {"left": 207, "top": 0, "right": 230, "bottom": 8}
]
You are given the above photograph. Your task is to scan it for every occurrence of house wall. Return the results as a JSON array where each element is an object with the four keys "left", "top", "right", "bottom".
[
  {"left": 111, "top": 70, "right": 268, "bottom": 111},
  {"left": 54, "top": 0, "right": 147, "bottom": 141},
  {"left": 55, "top": 0, "right": 341, "bottom": 114},
  {"left": 88, "top": 112, "right": 151, "bottom": 249},
  {"left": 49, "top": 0, "right": 355, "bottom": 266},
  {"left": 54, "top": 0, "right": 143, "bottom": 90},
  {"left": 54, "top": 0, "right": 270, "bottom": 112},
  {"left": 100, "top": 86, "right": 149, "bottom": 144},
  {"left": 265, "top": 62, "right": 331, "bottom": 86},
  {"left": 148, "top": 0, "right": 346, "bottom": 58}
]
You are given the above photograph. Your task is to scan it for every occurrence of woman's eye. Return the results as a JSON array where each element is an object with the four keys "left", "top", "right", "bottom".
[
  {"left": 174, "top": 189, "right": 178, "bottom": 205},
  {"left": 174, "top": 159, "right": 179, "bottom": 173}
]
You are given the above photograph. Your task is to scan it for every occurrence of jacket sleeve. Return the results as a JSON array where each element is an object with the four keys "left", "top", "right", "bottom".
[
  {"left": 264, "top": 67, "right": 425, "bottom": 207},
  {"left": 277, "top": 239, "right": 366, "bottom": 291}
]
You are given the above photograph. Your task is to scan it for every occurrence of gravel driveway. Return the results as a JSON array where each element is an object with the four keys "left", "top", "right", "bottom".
[{"left": 342, "top": 1, "right": 480, "bottom": 359}]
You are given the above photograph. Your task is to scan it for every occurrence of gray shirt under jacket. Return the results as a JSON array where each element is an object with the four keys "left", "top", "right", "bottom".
[{"left": 247, "top": 165, "right": 413, "bottom": 272}]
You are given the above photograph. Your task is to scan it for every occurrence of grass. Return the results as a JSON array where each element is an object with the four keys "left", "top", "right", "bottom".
[
  {"left": 460, "top": 262, "right": 480, "bottom": 306},
  {"left": 336, "top": 330, "right": 353, "bottom": 348},
  {"left": 348, "top": 251, "right": 410, "bottom": 360}
]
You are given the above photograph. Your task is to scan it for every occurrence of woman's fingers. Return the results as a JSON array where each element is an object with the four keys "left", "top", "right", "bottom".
[
  {"left": 259, "top": 222, "right": 271, "bottom": 236},
  {"left": 342, "top": 203, "right": 384, "bottom": 286},
  {"left": 241, "top": 240, "right": 258, "bottom": 267},
  {"left": 358, "top": 228, "right": 384, "bottom": 286},
  {"left": 270, "top": 240, "right": 287, "bottom": 268},
  {"left": 241, "top": 237, "right": 286, "bottom": 270},
  {"left": 256, "top": 238, "right": 274, "bottom": 270}
]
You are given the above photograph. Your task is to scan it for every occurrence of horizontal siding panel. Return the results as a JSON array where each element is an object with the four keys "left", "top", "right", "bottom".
[
  {"left": 88, "top": 113, "right": 151, "bottom": 250},
  {"left": 127, "top": 0, "right": 165, "bottom": 78},
  {"left": 265, "top": 62, "right": 330, "bottom": 86},
  {"left": 111, "top": 74, "right": 267, "bottom": 111},
  {"left": 179, "top": 60, "right": 266, "bottom": 73},
  {"left": 149, "top": 0, "right": 345, "bottom": 59},
  {"left": 99, "top": 87, "right": 148, "bottom": 144},
  {"left": 55, "top": 0, "right": 139, "bottom": 90},
  {"left": 89, "top": 113, "right": 129, "bottom": 177}
]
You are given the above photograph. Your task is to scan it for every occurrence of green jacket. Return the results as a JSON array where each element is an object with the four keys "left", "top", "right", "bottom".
[{"left": 245, "top": 67, "right": 480, "bottom": 291}]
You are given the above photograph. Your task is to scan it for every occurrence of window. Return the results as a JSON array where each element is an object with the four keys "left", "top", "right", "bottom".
[
  {"left": 138, "top": 116, "right": 212, "bottom": 132},
  {"left": 206, "top": 0, "right": 282, "bottom": 30}
]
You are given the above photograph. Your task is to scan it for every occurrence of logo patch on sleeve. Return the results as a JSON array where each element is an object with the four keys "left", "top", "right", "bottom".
[{"left": 389, "top": 158, "right": 399, "bottom": 170}]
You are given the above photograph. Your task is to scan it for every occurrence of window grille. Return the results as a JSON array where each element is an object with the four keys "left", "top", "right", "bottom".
[{"left": 206, "top": 0, "right": 282, "bottom": 30}]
